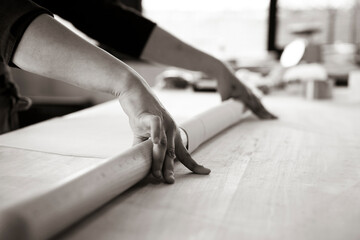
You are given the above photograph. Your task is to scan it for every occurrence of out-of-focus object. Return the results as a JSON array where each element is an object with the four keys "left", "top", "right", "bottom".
[
  {"left": 234, "top": 39, "right": 307, "bottom": 93},
  {"left": 323, "top": 43, "right": 359, "bottom": 85},
  {"left": 235, "top": 53, "right": 278, "bottom": 76},
  {"left": 280, "top": 39, "right": 307, "bottom": 68},
  {"left": 235, "top": 69, "right": 267, "bottom": 96},
  {"left": 157, "top": 69, "right": 218, "bottom": 92},
  {"left": 288, "top": 24, "right": 322, "bottom": 64},
  {"left": 235, "top": 22, "right": 325, "bottom": 93},
  {"left": 155, "top": 69, "right": 192, "bottom": 89},
  {"left": 348, "top": 70, "right": 360, "bottom": 101},
  {"left": 283, "top": 63, "right": 332, "bottom": 100},
  {"left": 233, "top": 39, "right": 307, "bottom": 94},
  {"left": 283, "top": 64, "right": 327, "bottom": 82},
  {"left": 192, "top": 73, "right": 217, "bottom": 92},
  {"left": 303, "top": 80, "right": 333, "bottom": 100}
]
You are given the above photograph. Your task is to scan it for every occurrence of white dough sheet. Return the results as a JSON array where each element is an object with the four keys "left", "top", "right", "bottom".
[
  {"left": 0, "top": 101, "right": 132, "bottom": 159},
  {"left": 0, "top": 91, "right": 248, "bottom": 159},
  {"left": 0, "top": 98, "right": 249, "bottom": 240}
]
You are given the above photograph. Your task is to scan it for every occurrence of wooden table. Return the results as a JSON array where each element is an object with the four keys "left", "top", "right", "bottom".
[{"left": 0, "top": 89, "right": 359, "bottom": 240}]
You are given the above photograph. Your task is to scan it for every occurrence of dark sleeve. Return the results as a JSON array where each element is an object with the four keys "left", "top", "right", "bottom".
[
  {"left": 34, "top": 0, "right": 156, "bottom": 58},
  {"left": 0, "top": 0, "right": 52, "bottom": 66}
]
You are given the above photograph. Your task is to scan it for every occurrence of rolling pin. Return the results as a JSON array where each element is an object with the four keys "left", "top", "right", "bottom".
[{"left": 0, "top": 99, "right": 248, "bottom": 240}]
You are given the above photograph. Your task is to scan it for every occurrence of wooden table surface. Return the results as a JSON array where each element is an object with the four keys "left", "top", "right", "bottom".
[{"left": 0, "top": 89, "right": 359, "bottom": 240}]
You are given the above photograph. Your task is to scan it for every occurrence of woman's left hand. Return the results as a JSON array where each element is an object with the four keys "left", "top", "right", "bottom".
[{"left": 214, "top": 63, "right": 277, "bottom": 119}]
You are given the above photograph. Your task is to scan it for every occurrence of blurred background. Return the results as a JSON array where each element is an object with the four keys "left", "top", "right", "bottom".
[
  {"left": 12, "top": 0, "right": 360, "bottom": 127},
  {"left": 142, "top": 0, "right": 359, "bottom": 71}
]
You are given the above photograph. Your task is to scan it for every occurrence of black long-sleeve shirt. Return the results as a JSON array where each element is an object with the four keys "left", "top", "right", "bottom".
[
  {"left": 0, "top": 0, "right": 156, "bottom": 66},
  {"left": 0, "top": 0, "right": 156, "bottom": 133}
]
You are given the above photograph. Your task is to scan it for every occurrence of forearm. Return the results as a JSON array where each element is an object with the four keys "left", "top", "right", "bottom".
[
  {"left": 141, "top": 26, "right": 226, "bottom": 78},
  {"left": 11, "top": 14, "right": 211, "bottom": 185},
  {"left": 13, "top": 14, "right": 148, "bottom": 97},
  {"left": 140, "top": 26, "right": 276, "bottom": 119}
]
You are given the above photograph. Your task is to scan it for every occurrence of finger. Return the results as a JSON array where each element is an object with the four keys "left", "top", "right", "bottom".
[
  {"left": 234, "top": 97, "right": 266, "bottom": 119},
  {"left": 255, "top": 103, "right": 278, "bottom": 120},
  {"left": 163, "top": 153, "right": 175, "bottom": 184},
  {"left": 269, "top": 113, "right": 278, "bottom": 119},
  {"left": 257, "top": 101, "right": 278, "bottom": 119},
  {"left": 139, "top": 114, "right": 161, "bottom": 144},
  {"left": 163, "top": 129, "right": 176, "bottom": 184},
  {"left": 175, "top": 132, "right": 211, "bottom": 175},
  {"left": 132, "top": 135, "right": 148, "bottom": 146},
  {"left": 233, "top": 83, "right": 277, "bottom": 120},
  {"left": 255, "top": 108, "right": 276, "bottom": 119},
  {"left": 260, "top": 108, "right": 278, "bottom": 119},
  {"left": 152, "top": 128, "right": 167, "bottom": 179},
  {"left": 252, "top": 105, "right": 271, "bottom": 118},
  {"left": 245, "top": 96, "right": 277, "bottom": 120}
]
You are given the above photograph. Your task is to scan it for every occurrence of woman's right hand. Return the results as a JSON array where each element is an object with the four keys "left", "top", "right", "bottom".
[{"left": 119, "top": 79, "right": 210, "bottom": 184}]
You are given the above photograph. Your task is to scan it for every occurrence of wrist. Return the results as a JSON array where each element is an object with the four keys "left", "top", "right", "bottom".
[
  {"left": 203, "top": 57, "right": 222, "bottom": 78},
  {"left": 118, "top": 74, "right": 160, "bottom": 119},
  {"left": 116, "top": 66, "right": 149, "bottom": 98},
  {"left": 203, "top": 58, "right": 231, "bottom": 82}
]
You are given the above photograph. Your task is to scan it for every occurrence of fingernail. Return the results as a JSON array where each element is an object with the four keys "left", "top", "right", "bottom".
[
  {"left": 167, "top": 174, "right": 175, "bottom": 184},
  {"left": 153, "top": 170, "right": 162, "bottom": 179},
  {"left": 195, "top": 165, "right": 211, "bottom": 175}
]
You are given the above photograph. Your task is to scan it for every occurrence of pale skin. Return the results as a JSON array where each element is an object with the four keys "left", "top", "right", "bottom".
[
  {"left": 142, "top": 26, "right": 277, "bottom": 119},
  {"left": 13, "top": 14, "right": 275, "bottom": 184},
  {"left": 13, "top": 15, "right": 210, "bottom": 184}
]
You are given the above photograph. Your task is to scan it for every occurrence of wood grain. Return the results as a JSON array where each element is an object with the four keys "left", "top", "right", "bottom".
[
  {"left": 0, "top": 147, "right": 104, "bottom": 208},
  {"left": 0, "top": 91, "right": 246, "bottom": 240},
  {"left": 1, "top": 89, "right": 360, "bottom": 240},
  {"left": 55, "top": 91, "right": 360, "bottom": 240},
  {"left": 0, "top": 90, "right": 221, "bottom": 209}
]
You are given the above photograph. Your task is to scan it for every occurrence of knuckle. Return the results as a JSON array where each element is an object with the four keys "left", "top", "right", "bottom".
[
  {"left": 167, "top": 147, "right": 176, "bottom": 159},
  {"left": 152, "top": 115, "right": 161, "bottom": 124},
  {"left": 163, "top": 115, "right": 176, "bottom": 128},
  {"left": 170, "top": 120, "right": 177, "bottom": 129},
  {"left": 135, "top": 135, "right": 149, "bottom": 142},
  {"left": 159, "top": 138, "right": 167, "bottom": 147}
]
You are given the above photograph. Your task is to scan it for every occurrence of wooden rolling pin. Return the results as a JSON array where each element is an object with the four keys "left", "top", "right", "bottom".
[{"left": 0, "top": 99, "right": 248, "bottom": 240}]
